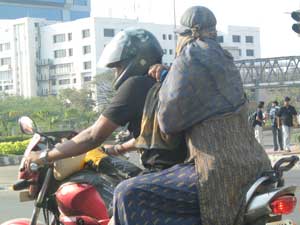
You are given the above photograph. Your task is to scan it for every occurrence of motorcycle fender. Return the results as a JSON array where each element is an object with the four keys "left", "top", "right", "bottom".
[
  {"left": 1, "top": 218, "right": 43, "bottom": 225},
  {"left": 244, "top": 185, "right": 297, "bottom": 223}
]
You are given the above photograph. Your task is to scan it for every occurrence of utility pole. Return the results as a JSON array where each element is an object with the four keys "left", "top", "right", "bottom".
[{"left": 173, "top": 0, "right": 177, "bottom": 54}]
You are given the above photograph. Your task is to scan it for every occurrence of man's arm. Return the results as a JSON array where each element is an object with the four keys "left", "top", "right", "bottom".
[
  {"left": 292, "top": 107, "right": 298, "bottom": 127},
  {"left": 277, "top": 108, "right": 282, "bottom": 129},
  {"left": 28, "top": 115, "right": 118, "bottom": 165},
  {"left": 103, "top": 138, "right": 137, "bottom": 155}
]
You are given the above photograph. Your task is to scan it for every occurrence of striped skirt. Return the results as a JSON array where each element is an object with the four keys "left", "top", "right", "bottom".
[{"left": 112, "top": 163, "right": 201, "bottom": 225}]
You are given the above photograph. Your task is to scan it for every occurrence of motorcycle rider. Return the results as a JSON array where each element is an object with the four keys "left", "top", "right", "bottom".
[
  {"left": 112, "top": 6, "right": 271, "bottom": 225},
  {"left": 26, "top": 28, "right": 186, "bottom": 174}
]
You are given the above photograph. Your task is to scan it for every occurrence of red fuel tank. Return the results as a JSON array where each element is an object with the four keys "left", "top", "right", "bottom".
[{"left": 56, "top": 183, "right": 109, "bottom": 221}]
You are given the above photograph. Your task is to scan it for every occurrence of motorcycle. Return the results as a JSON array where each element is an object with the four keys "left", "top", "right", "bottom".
[
  {"left": 1, "top": 116, "right": 299, "bottom": 225},
  {"left": 1, "top": 116, "right": 141, "bottom": 225}
]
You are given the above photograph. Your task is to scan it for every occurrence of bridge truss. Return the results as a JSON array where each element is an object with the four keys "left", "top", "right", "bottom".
[{"left": 235, "top": 56, "right": 300, "bottom": 89}]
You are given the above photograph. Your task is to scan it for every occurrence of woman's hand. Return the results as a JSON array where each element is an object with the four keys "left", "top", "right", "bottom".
[{"left": 148, "top": 64, "right": 169, "bottom": 81}]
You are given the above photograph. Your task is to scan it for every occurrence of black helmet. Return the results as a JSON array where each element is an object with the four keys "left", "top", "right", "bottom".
[{"left": 98, "top": 28, "right": 163, "bottom": 89}]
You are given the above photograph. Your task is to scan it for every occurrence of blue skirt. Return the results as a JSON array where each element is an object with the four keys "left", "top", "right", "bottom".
[{"left": 113, "top": 163, "right": 201, "bottom": 225}]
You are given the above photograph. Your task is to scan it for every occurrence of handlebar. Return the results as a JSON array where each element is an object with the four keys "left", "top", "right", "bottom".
[{"left": 12, "top": 179, "right": 32, "bottom": 191}]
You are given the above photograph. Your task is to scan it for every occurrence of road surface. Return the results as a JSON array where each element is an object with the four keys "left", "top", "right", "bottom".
[{"left": 0, "top": 165, "right": 299, "bottom": 223}]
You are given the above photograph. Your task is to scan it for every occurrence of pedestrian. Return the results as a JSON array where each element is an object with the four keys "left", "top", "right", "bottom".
[
  {"left": 269, "top": 100, "right": 283, "bottom": 151},
  {"left": 277, "top": 97, "right": 298, "bottom": 152},
  {"left": 254, "top": 101, "right": 265, "bottom": 145}
]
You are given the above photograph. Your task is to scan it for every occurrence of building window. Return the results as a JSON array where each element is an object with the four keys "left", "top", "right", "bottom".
[
  {"left": 82, "top": 29, "right": 90, "bottom": 38},
  {"left": 245, "top": 36, "right": 254, "bottom": 43},
  {"left": 68, "top": 33, "right": 72, "bottom": 41},
  {"left": 59, "top": 79, "right": 71, "bottom": 85},
  {"left": 4, "top": 85, "right": 13, "bottom": 90},
  {"left": 0, "top": 43, "right": 10, "bottom": 52},
  {"left": 168, "top": 34, "right": 172, "bottom": 40},
  {"left": 169, "top": 49, "right": 173, "bottom": 55},
  {"left": 73, "top": 78, "right": 76, "bottom": 83},
  {"left": 217, "top": 36, "right": 224, "bottom": 43},
  {"left": 51, "top": 63, "right": 73, "bottom": 75},
  {"left": 84, "top": 61, "right": 91, "bottom": 70},
  {"left": 4, "top": 43, "right": 10, "bottom": 50},
  {"left": 83, "top": 45, "right": 91, "bottom": 54},
  {"left": 54, "top": 49, "right": 66, "bottom": 58},
  {"left": 68, "top": 48, "right": 73, "bottom": 56},
  {"left": 0, "top": 57, "right": 11, "bottom": 66},
  {"left": 74, "top": 0, "right": 88, "bottom": 6},
  {"left": 246, "top": 49, "right": 254, "bottom": 57},
  {"left": 232, "top": 35, "right": 241, "bottom": 43},
  {"left": 84, "top": 76, "right": 92, "bottom": 82},
  {"left": 0, "top": 70, "right": 12, "bottom": 80},
  {"left": 53, "top": 34, "right": 65, "bottom": 43},
  {"left": 163, "top": 49, "right": 167, "bottom": 54},
  {"left": 104, "top": 28, "right": 115, "bottom": 37},
  {"left": 162, "top": 34, "right": 166, "bottom": 40}
]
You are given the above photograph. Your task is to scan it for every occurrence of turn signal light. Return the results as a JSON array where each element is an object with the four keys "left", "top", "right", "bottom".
[{"left": 270, "top": 195, "right": 297, "bottom": 215}]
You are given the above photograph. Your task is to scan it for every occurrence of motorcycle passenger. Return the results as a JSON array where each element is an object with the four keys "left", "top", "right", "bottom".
[
  {"left": 26, "top": 29, "right": 186, "bottom": 176},
  {"left": 112, "top": 6, "right": 271, "bottom": 225}
]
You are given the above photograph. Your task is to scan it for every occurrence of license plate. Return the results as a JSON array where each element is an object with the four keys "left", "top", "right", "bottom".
[{"left": 266, "top": 220, "right": 294, "bottom": 225}]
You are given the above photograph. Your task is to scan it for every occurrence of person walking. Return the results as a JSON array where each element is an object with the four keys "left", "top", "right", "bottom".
[
  {"left": 254, "top": 101, "right": 265, "bottom": 145},
  {"left": 277, "top": 97, "right": 298, "bottom": 152},
  {"left": 269, "top": 100, "right": 283, "bottom": 151}
]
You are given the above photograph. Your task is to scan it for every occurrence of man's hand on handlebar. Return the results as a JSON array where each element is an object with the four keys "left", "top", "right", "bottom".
[{"left": 25, "top": 151, "right": 45, "bottom": 170}]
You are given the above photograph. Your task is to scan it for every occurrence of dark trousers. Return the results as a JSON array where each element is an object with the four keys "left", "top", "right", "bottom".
[{"left": 272, "top": 126, "right": 283, "bottom": 150}]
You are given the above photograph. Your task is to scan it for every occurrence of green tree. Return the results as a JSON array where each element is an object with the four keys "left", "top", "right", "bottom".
[{"left": 93, "top": 70, "right": 115, "bottom": 112}]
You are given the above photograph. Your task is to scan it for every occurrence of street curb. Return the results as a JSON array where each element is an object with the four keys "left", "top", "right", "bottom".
[
  {"left": 1, "top": 153, "right": 300, "bottom": 169},
  {"left": 0, "top": 155, "right": 23, "bottom": 167}
]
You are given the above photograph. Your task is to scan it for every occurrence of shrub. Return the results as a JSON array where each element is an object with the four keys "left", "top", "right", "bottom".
[
  {"left": 0, "top": 139, "right": 30, "bottom": 155},
  {"left": 0, "top": 135, "right": 31, "bottom": 143}
]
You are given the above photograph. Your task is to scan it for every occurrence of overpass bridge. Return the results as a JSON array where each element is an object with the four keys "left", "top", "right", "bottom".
[{"left": 235, "top": 56, "right": 300, "bottom": 89}]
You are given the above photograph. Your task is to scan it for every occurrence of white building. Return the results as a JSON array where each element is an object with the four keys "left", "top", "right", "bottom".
[
  {"left": 217, "top": 26, "right": 261, "bottom": 60},
  {"left": 38, "top": 17, "right": 176, "bottom": 96},
  {"left": 0, "top": 16, "right": 261, "bottom": 97},
  {"left": 0, "top": 18, "right": 55, "bottom": 97}
]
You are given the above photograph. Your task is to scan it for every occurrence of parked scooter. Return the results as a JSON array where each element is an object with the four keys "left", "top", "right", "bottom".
[
  {"left": 1, "top": 116, "right": 299, "bottom": 225},
  {"left": 1, "top": 116, "right": 141, "bottom": 225}
]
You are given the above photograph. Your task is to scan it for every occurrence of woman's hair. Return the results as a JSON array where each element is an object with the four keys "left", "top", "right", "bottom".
[{"left": 258, "top": 101, "right": 264, "bottom": 108}]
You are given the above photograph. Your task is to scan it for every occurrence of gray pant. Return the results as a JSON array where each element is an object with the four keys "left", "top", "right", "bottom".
[
  {"left": 272, "top": 126, "right": 283, "bottom": 150},
  {"left": 282, "top": 125, "right": 292, "bottom": 150}
]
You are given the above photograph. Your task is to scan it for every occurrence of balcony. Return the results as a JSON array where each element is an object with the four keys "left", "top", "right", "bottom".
[{"left": 36, "top": 59, "right": 53, "bottom": 66}]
